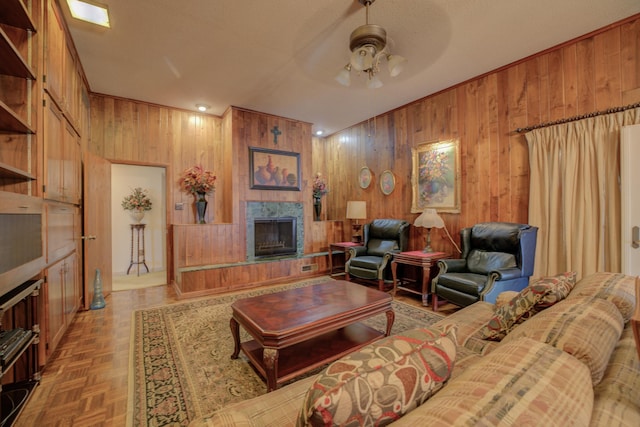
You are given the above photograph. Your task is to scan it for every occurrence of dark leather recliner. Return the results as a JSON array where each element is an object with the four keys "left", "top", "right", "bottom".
[
  {"left": 431, "top": 222, "right": 538, "bottom": 310},
  {"left": 345, "top": 219, "right": 410, "bottom": 291}
]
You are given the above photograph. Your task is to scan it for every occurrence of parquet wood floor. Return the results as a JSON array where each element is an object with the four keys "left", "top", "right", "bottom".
[{"left": 15, "top": 280, "right": 457, "bottom": 426}]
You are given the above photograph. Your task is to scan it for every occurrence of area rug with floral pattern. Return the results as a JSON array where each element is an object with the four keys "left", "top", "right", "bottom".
[{"left": 127, "top": 276, "right": 445, "bottom": 426}]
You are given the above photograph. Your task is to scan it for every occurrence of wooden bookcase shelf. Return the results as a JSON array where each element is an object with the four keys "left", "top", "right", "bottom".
[
  {"left": 0, "top": 0, "right": 37, "bottom": 31},
  {"left": 0, "top": 162, "right": 34, "bottom": 181},
  {"left": 0, "top": 26, "right": 35, "bottom": 80},
  {"left": 0, "top": 99, "right": 34, "bottom": 134}
]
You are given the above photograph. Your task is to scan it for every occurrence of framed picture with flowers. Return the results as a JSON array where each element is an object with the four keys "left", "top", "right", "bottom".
[
  {"left": 249, "top": 147, "right": 301, "bottom": 191},
  {"left": 411, "top": 139, "right": 461, "bottom": 213}
]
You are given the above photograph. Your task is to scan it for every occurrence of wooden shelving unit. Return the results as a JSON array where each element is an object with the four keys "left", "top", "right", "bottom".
[
  {"left": 0, "top": 279, "right": 41, "bottom": 426},
  {"left": 0, "top": 1, "right": 41, "bottom": 425}
]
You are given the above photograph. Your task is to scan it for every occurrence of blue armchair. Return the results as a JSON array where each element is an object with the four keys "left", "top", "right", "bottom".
[
  {"left": 431, "top": 222, "right": 538, "bottom": 310},
  {"left": 345, "top": 219, "right": 410, "bottom": 291}
]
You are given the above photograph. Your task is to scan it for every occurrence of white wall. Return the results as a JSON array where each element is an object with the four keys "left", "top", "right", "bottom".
[{"left": 111, "top": 164, "right": 166, "bottom": 276}]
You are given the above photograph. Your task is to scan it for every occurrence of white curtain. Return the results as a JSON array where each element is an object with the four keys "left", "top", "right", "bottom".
[{"left": 526, "top": 108, "right": 640, "bottom": 281}]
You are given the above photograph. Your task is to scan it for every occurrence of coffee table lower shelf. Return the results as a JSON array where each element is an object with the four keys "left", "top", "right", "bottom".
[{"left": 240, "top": 322, "right": 383, "bottom": 389}]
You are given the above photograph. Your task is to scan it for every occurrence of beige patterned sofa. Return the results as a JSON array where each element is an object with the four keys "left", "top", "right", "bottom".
[{"left": 193, "top": 272, "right": 640, "bottom": 426}]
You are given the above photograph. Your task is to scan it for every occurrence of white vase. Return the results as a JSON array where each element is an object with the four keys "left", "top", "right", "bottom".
[{"left": 130, "top": 209, "right": 145, "bottom": 223}]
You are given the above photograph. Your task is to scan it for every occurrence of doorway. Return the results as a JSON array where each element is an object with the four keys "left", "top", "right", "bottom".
[
  {"left": 111, "top": 164, "right": 167, "bottom": 290},
  {"left": 621, "top": 124, "right": 640, "bottom": 276}
]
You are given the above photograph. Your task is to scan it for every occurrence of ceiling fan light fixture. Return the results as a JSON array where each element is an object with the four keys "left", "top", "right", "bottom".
[
  {"left": 337, "top": 0, "right": 406, "bottom": 89},
  {"left": 387, "top": 54, "right": 406, "bottom": 77},
  {"left": 366, "top": 72, "right": 383, "bottom": 89},
  {"left": 335, "top": 64, "right": 352, "bottom": 86}
]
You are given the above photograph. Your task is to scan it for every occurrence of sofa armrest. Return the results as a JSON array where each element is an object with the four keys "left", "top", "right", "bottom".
[{"left": 491, "top": 267, "right": 522, "bottom": 281}]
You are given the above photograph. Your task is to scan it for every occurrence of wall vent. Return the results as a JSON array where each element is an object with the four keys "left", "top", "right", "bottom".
[{"left": 301, "top": 264, "right": 318, "bottom": 272}]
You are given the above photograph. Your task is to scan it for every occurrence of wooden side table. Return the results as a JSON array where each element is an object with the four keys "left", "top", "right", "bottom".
[
  {"left": 391, "top": 251, "right": 450, "bottom": 306},
  {"left": 328, "top": 242, "right": 360, "bottom": 276}
]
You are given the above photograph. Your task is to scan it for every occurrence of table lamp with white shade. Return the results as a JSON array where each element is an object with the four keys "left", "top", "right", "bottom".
[
  {"left": 414, "top": 209, "right": 444, "bottom": 252},
  {"left": 346, "top": 201, "right": 367, "bottom": 243}
]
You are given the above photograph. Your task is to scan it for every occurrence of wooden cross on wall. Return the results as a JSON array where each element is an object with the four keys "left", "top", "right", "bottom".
[{"left": 271, "top": 126, "right": 282, "bottom": 145}]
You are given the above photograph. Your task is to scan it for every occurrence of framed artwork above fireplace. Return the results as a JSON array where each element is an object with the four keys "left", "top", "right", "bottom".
[{"left": 249, "top": 147, "right": 301, "bottom": 191}]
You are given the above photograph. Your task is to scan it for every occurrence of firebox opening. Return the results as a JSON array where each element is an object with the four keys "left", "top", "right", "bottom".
[{"left": 254, "top": 217, "right": 297, "bottom": 258}]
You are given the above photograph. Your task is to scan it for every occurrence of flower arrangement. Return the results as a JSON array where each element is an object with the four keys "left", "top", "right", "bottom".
[
  {"left": 312, "top": 172, "right": 328, "bottom": 199},
  {"left": 419, "top": 148, "right": 451, "bottom": 202},
  {"left": 179, "top": 165, "right": 217, "bottom": 195},
  {"left": 121, "top": 187, "right": 152, "bottom": 211}
]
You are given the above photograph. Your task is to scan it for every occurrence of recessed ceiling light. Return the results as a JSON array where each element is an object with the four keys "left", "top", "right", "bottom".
[
  {"left": 67, "top": 0, "right": 111, "bottom": 28},
  {"left": 315, "top": 130, "right": 324, "bottom": 136},
  {"left": 196, "top": 104, "right": 210, "bottom": 112}
]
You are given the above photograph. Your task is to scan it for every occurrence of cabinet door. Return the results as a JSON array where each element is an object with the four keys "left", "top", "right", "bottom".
[
  {"left": 46, "top": 258, "right": 66, "bottom": 356},
  {"left": 43, "top": 95, "right": 64, "bottom": 202},
  {"left": 46, "top": 201, "right": 76, "bottom": 262},
  {"left": 63, "top": 122, "right": 81, "bottom": 204},
  {"left": 63, "top": 252, "right": 79, "bottom": 324},
  {"left": 45, "top": 0, "right": 65, "bottom": 104}
]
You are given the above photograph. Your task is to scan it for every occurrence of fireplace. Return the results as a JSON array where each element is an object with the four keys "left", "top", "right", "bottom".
[{"left": 254, "top": 217, "right": 297, "bottom": 258}]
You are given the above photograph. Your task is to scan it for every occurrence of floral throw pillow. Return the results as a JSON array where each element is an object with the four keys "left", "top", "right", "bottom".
[
  {"left": 296, "top": 324, "right": 457, "bottom": 427},
  {"left": 533, "top": 271, "right": 577, "bottom": 309},
  {"left": 495, "top": 291, "right": 519, "bottom": 309},
  {"left": 480, "top": 272, "right": 577, "bottom": 341}
]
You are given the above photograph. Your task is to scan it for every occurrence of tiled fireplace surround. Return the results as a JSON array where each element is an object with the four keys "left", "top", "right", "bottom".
[{"left": 246, "top": 202, "right": 304, "bottom": 261}]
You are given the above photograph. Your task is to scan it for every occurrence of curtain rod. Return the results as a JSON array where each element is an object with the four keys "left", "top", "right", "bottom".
[{"left": 514, "top": 101, "right": 640, "bottom": 133}]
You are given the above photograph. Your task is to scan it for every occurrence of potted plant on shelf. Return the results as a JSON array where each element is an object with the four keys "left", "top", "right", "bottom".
[
  {"left": 121, "top": 187, "right": 152, "bottom": 223},
  {"left": 179, "top": 165, "right": 217, "bottom": 224}
]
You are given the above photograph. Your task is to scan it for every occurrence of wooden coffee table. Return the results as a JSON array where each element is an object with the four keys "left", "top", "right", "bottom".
[{"left": 230, "top": 280, "right": 395, "bottom": 391}]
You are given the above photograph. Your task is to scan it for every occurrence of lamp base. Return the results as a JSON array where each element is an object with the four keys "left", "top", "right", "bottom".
[
  {"left": 423, "top": 228, "right": 433, "bottom": 253},
  {"left": 351, "top": 224, "right": 363, "bottom": 244}
]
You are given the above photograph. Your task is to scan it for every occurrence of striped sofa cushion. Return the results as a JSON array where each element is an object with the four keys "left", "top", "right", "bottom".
[
  {"left": 590, "top": 325, "right": 640, "bottom": 426},
  {"left": 392, "top": 338, "right": 594, "bottom": 426},
  {"left": 566, "top": 272, "right": 636, "bottom": 321},
  {"left": 501, "top": 296, "right": 624, "bottom": 385}
]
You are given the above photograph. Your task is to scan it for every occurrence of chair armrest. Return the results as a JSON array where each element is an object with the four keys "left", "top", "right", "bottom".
[
  {"left": 347, "top": 246, "right": 367, "bottom": 258},
  {"left": 438, "top": 258, "right": 467, "bottom": 273},
  {"left": 491, "top": 267, "right": 522, "bottom": 281}
]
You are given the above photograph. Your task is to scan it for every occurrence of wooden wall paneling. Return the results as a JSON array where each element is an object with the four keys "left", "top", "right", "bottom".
[
  {"left": 460, "top": 82, "right": 478, "bottom": 223},
  {"left": 576, "top": 38, "right": 596, "bottom": 114},
  {"left": 621, "top": 20, "right": 640, "bottom": 104},
  {"left": 547, "top": 49, "right": 567, "bottom": 122},
  {"left": 524, "top": 57, "right": 544, "bottom": 131},
  {"left": 621, "top": 20, "right": 640, "bottom": 90},
  {"left": 505, "top": 63, "right": 530, "bottom": 225},
  {"left": 220, "top": 110, "right": 233, "bottom": 223},
  {"left": 594, "top": 27, "right": 622, "bottom": 110},
  {"left": 562, "top": 44, "right": 579, "bottom": 118},
  {"left": 475, "top": 78, "right": 493, "bottom": 222}
]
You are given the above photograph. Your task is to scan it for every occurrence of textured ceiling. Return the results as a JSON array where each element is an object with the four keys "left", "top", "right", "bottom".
[{"left": 61, "top": 0, "right": 640, "bottom": 136}]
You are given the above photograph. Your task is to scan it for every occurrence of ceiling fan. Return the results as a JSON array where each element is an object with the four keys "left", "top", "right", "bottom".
[{"left": 336, "top": 0, "right": 406, "bottom": 88}]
